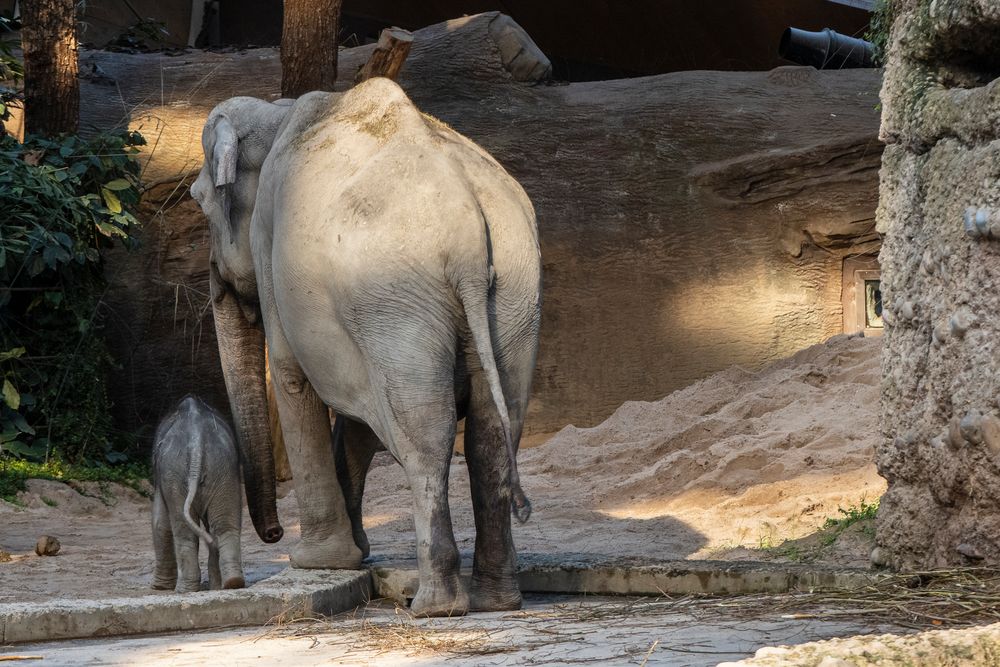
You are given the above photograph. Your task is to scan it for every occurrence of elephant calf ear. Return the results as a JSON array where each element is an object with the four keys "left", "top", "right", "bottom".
[{"left": 210, "top": 116, "right": 239, "bottom": 231}]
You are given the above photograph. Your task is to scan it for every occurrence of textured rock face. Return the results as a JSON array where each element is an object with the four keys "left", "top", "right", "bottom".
[
  {"left": 876, "top": 0, "right": 1000, "bottom": 568},
  {"left": 88, "top": 13, "right": 883, "bottom": 442}
]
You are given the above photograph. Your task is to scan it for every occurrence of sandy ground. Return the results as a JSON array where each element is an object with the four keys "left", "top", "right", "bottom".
[
  {"left": 0, "top": 333, "right": 885, "bottom": 602},
  {"left": 6, "top": 595, "right": 909, "bottom": 666}
]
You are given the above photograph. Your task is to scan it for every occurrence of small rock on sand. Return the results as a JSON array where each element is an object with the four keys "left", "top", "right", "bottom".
[{"left": 35, "top": 535, "right": 61, "bottom": 556}]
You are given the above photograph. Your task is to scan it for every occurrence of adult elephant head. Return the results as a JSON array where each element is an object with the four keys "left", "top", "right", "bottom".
[{"left": 189, "top": 97, "right": 294, "bottom": 544}]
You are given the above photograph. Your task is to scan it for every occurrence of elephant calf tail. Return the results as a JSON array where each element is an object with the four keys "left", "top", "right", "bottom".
[
  {"left": 183, "top": 440, "right": 216, "bottom": 547},
  {"left": 454, "top": 270, "right": 532, "bottom": 524}
]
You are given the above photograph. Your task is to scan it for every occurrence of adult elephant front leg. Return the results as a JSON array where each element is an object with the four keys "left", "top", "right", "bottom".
[{"left": 268, "top": 337, "right": 361, "bottom": 569}]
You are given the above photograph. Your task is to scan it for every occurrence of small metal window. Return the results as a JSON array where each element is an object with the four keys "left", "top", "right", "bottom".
[
  {"left": 865, "top": 280, "right": 883, "bottom": 329},
  {"left": 842, "top": 256, "right": 882, "bottom": 336}
]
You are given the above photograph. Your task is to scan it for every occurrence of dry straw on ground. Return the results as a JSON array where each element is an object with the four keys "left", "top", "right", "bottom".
[
  {"left": 248, "top": 569, "right": 1000, "bottom": 661},
  {"left": 769, "top": 568, "right": 1000, "bottom": 629},
  {"left": 250, "top": 604, "right": 556, "bottom": 658}
]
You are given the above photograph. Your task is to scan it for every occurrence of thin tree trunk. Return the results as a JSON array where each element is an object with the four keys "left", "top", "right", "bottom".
[
  {"left": 281, "top": 0, "right": 341, "bottom": 97},
  {"left": 20, "top": 0, "right": 79, "bottom": 136}
]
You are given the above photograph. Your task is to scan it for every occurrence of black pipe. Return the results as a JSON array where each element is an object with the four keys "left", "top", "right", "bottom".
[{"left": 779, "top": 27, "right": 875, "bottom": 69}]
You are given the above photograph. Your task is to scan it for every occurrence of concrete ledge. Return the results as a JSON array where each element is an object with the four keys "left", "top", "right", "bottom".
[
  {"left": 371, "top": 554, "right": 881, "bottom": 603},
  {"left": 0, "top": 569, "right": 371, "bottom": 644},
  {"left": 0, "top": 557, "right": 882, "bottom": 644}
]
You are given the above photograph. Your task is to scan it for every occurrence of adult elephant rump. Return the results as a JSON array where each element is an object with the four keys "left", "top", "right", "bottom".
[{"left": 190, "top": 78, "right": 542, "bottom": 616}]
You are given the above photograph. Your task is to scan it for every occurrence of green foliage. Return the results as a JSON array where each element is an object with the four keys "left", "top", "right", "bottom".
[
  {"left": 1, "top": 130, "right": 145, "bottom": 464},
  {"left": 771, "top": 544, "right": 806, "bottom": 562},
  {"left": 106, "top": 18, "right": 170, "bottom": 52},
  {"left": 0, "top": 458, "right": 151, "bottom": 503},
  {"left": 867, "top": 0, "right": 900, "bottom": 67},
  {"left": 0, "top": 14, "right": 22, "bottom": 126},
  {"left": 821, "top": 497, "right": 879, "bottom": 544}
]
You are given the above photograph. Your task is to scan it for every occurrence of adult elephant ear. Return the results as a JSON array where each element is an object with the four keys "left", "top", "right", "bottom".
[{"left": 209, "top": 115, "right": 239, "bottom": 232}]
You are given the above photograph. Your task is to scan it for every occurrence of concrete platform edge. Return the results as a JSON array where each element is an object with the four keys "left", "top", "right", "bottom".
[{"left": 0, "top": 568, "right": 372, "bottom": 644}]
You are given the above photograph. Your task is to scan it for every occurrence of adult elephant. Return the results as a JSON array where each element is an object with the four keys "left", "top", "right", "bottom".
[{"left": 189, "top": 78, "right": 541, "bottom": 617}]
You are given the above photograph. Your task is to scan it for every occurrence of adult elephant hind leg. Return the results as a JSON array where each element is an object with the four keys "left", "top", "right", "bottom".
[
  {"left": 269, "top": 349, "right": 362, "bottom": 570},
  {"left": 465, "top": 372, "right": 521, "bottom": 611},
  {"left": 333, "top": 416, "right": 381, "bottom": 560},
  {"left": 372, "top": 379, "right": 467, "bottom": 617},
  {"left": 403, "top": 432, "right": 468, "bottom": 618}
]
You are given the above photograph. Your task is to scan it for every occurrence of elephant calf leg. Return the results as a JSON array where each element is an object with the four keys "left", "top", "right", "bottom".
[
  {"left": 151, "top": 490, "right": 177, "bottom": 590},
  {"left": 208, "top": 541, "right": 222, "bottom": 591},
  {"left": 171, "top": 521, "right": 202, "bottom": 593},
  {"left": 215, "top": 528, "right": 245, "bottom": 589}
]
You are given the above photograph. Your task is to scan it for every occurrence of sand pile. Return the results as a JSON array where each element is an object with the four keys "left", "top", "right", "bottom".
[{"left": 362, "top": 332, "right": 886, "bottom": 562}]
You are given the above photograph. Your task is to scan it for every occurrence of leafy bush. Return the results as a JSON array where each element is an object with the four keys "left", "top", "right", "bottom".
[
  {"left": 106, "top": 18, "right": 171, "bottom": 52},
  {"left": 821, "top": 497, "right": 879, "bottom": 544},
  {"left": 1, "top": 130, "right": 145, "bottom": 463},
  {"left": 0, "top": 458, "right": 151, "bottom": 503},
  {"left": 0, "top": 14, "right": 22, "bottom": 128}
]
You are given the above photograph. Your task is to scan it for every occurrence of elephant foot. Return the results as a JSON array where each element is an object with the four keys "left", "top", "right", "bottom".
[
  {"left": 410, "top": 576, "right": 469, "bottom": 618},
  {"left": 151, "top": 577, "right": 176, "bottom": 591},
  {"left": 469, "top": 575, "right": 522, "bottom": 612},
  {"left": 291, "top": 535, "right": 363, "bottom": 569},
  {"left": 175, "top": 581, "right": 202, "bottom": 593},
  {"left": 223, "top": 575, "right": 246, "bottom": 589}
]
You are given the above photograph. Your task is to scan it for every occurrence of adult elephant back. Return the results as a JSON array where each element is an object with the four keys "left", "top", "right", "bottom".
[{"left": 190, "top": 78, "right": 542, "bottom": 616}]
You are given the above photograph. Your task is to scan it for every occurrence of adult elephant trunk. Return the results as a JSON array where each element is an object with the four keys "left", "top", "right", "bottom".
[{"left": 210, "top": 264, "right": 284, "bottom": 544}]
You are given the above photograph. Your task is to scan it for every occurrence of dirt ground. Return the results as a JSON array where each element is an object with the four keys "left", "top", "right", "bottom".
[{"left": 0, "top": 334, "right": 884, "bottom": 602}]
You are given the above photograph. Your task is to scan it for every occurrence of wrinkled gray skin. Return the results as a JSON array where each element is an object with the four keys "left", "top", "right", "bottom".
[
  {"left": 151, "top": 395, "right": 245, "bottom": 593},
  {"left": 190, "top": 78, "right": 541, "bottom": 616}
]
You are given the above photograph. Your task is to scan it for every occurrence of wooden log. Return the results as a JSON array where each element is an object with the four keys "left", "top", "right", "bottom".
[{"left": 355, "top": 27, "right": 413, "bottom": 83}]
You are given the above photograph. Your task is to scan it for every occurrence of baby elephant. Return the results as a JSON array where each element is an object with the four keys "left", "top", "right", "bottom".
[{"left": 151, "top": 395, "right": 245, "bottom": 592}]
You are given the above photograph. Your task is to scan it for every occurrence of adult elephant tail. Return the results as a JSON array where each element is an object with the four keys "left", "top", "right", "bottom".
[{"left": 454, "top": 263, "right": 532, "bottom": 524}]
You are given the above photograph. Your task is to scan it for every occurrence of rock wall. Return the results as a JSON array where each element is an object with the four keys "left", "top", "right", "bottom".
[
  {"left": 86, "top": 13, "right": 884, "bottom": 443},
  {"left": 876, "top": 0, "right": 1000, "bottom": 568}
]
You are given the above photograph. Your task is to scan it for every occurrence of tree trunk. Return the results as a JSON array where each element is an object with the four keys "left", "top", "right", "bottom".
[
  {"left": 281, "top": 0, "right": 341, "bottom": 97},
  {"left": 20, "top": 0, "right": 79, "bottom": 136}
]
